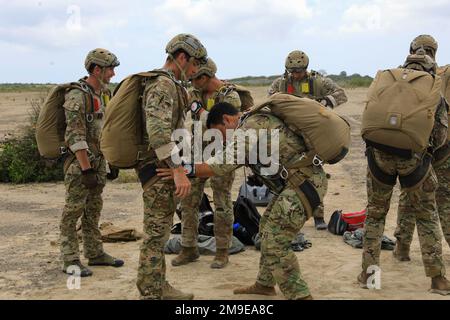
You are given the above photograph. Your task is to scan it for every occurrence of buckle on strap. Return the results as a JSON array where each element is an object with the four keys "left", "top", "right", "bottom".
[
  {"left": 86, "top": 114, "right": 94, "bottom": 123},
  {"left": 312, "top": 155, "right": 324, "bottom": 167},
  {"left": 280, "top": 166, "right": 289, "bottom": 180},
  {"left": 60, "top": 146, "right": 68, "bottom": 155}
]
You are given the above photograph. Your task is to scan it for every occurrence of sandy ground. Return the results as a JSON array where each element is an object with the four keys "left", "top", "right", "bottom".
[{"left": 0, "top": 87, "right": 449, "bottom": 300}]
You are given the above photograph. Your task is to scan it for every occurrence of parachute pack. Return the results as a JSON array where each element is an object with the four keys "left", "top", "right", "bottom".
[
  {"left": 218, "top": 83, "right": 254, "bottom": 111},
  {"left": 437, "top": 65, "right": 450, "bottom": 142},
  {"left": 100, "top": 70, "right": 177, "bottom": 169},
  {"left": 35, "top": 81, "right": 93, "bottom": 159},
  {"left": 361, "top": 68, "right": 442, "bottom": 155},
  {"left": 249, "top": 93, "right": 351, "bottom": 167}
]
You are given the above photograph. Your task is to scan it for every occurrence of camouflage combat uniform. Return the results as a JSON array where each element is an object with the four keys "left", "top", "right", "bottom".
[
  {"left": 268, "top": 71, "right": 347, "bottom": 220},
  {"left": 135, "top": 69, "right": 189, "bottom": 299},
  {"left": 179, "top": 85, "right": 242, "bottom": 250},
  {"left": 362, "top": 98, "right": 448, "bottom": 278},
  {"left": 207, "top": 112, "right": 327, "bottom": 300},
  {"left": 395, "top": 65, "right": 450, "bottom": 249},
  {"left": 60, "top": 80, "right": 109, "bottom": 262}
]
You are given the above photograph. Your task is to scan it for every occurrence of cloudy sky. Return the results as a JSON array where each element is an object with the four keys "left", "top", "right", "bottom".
[{"left": 1, "top": 0, "right": 449, "bottom": 83}]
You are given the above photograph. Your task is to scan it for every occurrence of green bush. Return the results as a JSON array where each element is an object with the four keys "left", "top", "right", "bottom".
[{"left": 0, "top": 101, "right": 64, "bottom": 183}]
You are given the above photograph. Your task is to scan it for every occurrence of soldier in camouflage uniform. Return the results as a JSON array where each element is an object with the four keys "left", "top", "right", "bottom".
[
  {"left": 268, "top": 50, "right": 348, "bottom": 230},
  {"left": 158, "top": 102, "right": 330, "bottom": 300},
  {"left": 172, "top": 58, "right": 244, "bottom": 269},
  {"left": 61, "top": 49, "right": 124, "bottom": 277},
  {"left": 135, "top": 34, "right": 208, "bottom": 300},
  {"left": 358, "top": 52, "right": 450, "bottom": 295},
  {"left": 394, "top": 35, "right": 450, "bottom": 261}
]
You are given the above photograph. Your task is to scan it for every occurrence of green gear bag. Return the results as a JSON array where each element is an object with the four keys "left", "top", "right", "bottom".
[
  {"left": 100, "top": 71, "right": 173, "bottom": 169},
  {"left": 248, "top": 93, "right": 351, "bottom": 167},
  {"left": 438, "top": 65, "right": 450, "bottom": 142},
  {"left": 361, "top": 68, "right": 442, "bottom": 153},
  {"left": 35, "top": 82, "right": 91, "bottom": 159}
]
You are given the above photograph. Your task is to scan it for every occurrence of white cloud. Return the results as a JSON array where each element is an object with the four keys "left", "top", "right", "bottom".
[
  {"left": 339, "top": 0, "right": 450, "bottom": 34},
  {"left": 150, "top": 0, "right": 314, "bottom": 39}
]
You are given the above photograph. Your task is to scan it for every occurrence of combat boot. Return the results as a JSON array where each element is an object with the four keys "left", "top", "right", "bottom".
[
  {"left": 88, "top": 252, "right": 124, "bottom": 267},
  {"left": 162, "top": 281, "right": 194, "bottom": 300},
  {"left": 211, "top": 249, "right": 229, "bottom": 269},
  {"left": 62, "top": 260, "right": 93, "bottom": 277},
  {"left": 393, "top": 242, "right": 411, "bottom": 262},
  {"left": 233, "top": 282, "right": 277, "bottom": 296},
  {"left": 357, "top": 270, "right": 370, "bottom": 289},
  {"left": 171, "top": 246, "right": 200, "bottom": 267},
  {"left": 314, "top": 217, "right": 328, "bottom": 230},
  {"left": 430, "top": 276, "right": 450, "bottom": 296}
]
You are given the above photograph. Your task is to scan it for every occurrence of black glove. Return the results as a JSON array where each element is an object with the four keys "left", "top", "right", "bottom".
[
  {"left": 317, "top": 97, "right": 333, "bottom": 108},
  {"left": 107, "top": 166, "right": 120, "bottom": 181},
  {"left": 81, "top": 168, "right": 99, "bottom": 189}
]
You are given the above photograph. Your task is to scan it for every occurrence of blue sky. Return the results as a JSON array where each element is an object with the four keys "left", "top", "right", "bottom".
[{"left": 1, "top": 0, "right": 449, "bottom": 83}]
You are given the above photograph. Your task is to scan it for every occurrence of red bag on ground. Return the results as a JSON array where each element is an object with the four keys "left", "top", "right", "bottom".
[{"left": 342, "top": 209, "right": 367, "bottom": 231}]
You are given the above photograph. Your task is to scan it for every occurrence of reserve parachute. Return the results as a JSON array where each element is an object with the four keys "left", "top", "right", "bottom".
[
  {"left": 249, "top": 93, "right": 351, "bottom": 167},
  {"left": 35, "top": 82, "right": 91, "bottom": 159},
  {"left": 361, "top": 68, "right": 442, "bottom": 154}
]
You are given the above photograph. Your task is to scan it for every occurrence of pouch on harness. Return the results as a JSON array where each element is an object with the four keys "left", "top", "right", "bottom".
[
  {"left": 35, "top": 82, "right": 93, "bottom": 159},
  {"left": 248, "top": 93, "right": 351, "bottom": 168},
  {"left": 361, "top": 68, "right": 442, "bottom": 156},
  {"left": 100, "top": 71, "right": 176, "bottom": 169}
]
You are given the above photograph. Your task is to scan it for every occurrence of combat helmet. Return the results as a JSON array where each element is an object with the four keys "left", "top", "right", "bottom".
[
  {"left": 285, "top": 50, "right": 309, "bottom": 72},
  {"left": 166, "top": 33, "right": 208, "bottom": 64},
  {"left": 192, "top": 58, "right": 217, "bottom": 78},
  {"left": 410, "top": 35, "right": 438, "bottom": 58},
  {"left": 403, "top": 49, "right": 437, "bottom": 74},
  {"left": 85, "top": 48, "right": 120, "bottom": 72}
]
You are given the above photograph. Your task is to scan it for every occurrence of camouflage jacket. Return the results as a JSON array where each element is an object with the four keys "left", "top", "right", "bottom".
[
  {"left": 64, "top": 79, "right": 110, "bottom": 156},
  {"left": 142, "top": 69, "right": 189, "bottom": 168},
  {"left": 188, "top": 83, "right": 242, "bottom": 124},
  {"left": 268, "top": 71, "right": 348, "bottom": 108},
  {"left": 430, "top": 97, "right": 449, "bottom": 152},
  {"left": 208, "top": 111, "right": 322, "bottom": 183}
]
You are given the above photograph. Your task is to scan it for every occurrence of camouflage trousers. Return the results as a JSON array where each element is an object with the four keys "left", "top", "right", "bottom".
[
  {"left": 60, "top": 155, "right": 106, "bottom": 262},
  {"left": 362, "top": 150, "right": 445, "bottom": 278},
  {"left": 395, "top": 157, "right": 450, "bottom": 248},
  {"left": 180, "top": 172, "right": 235, "bottom": 249},
  {"left": 137, "top": 182, "right": 177, "bottom": 299},
  {"left": 256, "top": 187, "right": 310, "bottom": 300}
]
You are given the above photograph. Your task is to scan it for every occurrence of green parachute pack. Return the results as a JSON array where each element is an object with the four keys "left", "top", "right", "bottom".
[
  {"left": 35, "top": 82, "right": 92, "bottom": 159},
  {"left": 100, "top": 71, "right": 178, "bottom": 169},
  {"left": 249, "top": 93, "right": 351, "bottom": 167},
  {"left": 361, "top": 68, "right": 442, "bottom": 153}
]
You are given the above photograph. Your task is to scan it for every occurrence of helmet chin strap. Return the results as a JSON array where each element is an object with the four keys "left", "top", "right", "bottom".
[
  {"left": 91, "top": 67, "right": 107, "bottom": 92},
  {"left": 170, "top": 54, "right": 195, "bottom": 88}
]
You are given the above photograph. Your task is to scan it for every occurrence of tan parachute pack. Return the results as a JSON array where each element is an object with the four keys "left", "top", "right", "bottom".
[
  {"left": 219, "top": 83, "right": 254, "bottom": 111},
  {"left": 100, "top": 71, "right": 174, "bottom": 169},
  {"left": 248, "top": 93, "right": 351, "bottom": 167},
  {"left": 361, "top": 68, "right": 442, "bottom": 153},
  {"left": 437, "top": 65, "right": 450, "bottom": 142},
  {"left": 36, "top": 82, "right": 92, "bottom": 159}
]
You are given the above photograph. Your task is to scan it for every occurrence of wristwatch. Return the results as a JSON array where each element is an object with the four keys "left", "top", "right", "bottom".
[
  {"left": 190, "top": 101, "right": 204, "bottom": 115},
  {"left": 181, "top": 161, "right": 196, "bottom": 178}
]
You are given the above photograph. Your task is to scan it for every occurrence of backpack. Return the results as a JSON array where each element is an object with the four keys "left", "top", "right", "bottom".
[
  {"left": 342, "top": 209, "right": 367, "bottom": 231},
  {"left": 437, "top": 65, "right": 450, "bottom": 142},
  {"left": 233, "top": 196, "right": 261, "bottom": 245},
  {"left": 219, "top": 83, "right": 254, "bottom": 111},
  {"left": 361, "top": 68, "right": 442, "bottom": 154},
  {"left": 249, "top": 93, "right": 351, "bottom": 166},
  {"left": 328, "top": 210, "right": 348, "bottom": 235},
  {"left": 35, "top": 82, "right": 92, "bottom": 159},
  {"left": 100, "top": 71, "right": 174, "bottom": 169}
]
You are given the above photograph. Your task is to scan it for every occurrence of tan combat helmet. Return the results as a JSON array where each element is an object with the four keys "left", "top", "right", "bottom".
[
  {"left": 192, "top": 58, "right": 217, "bottom": 79},
  {"left": 85, "top": 48, "right": 120, "bottom": 72},
  {"left": 285, "top": 50, "right": 309, "bottom": 72},
  {"left": 403, "top": 49, "right": 437, "bottom": 74},
  {"left": 410, "top": 35, "right": 438, "bottom": 59},
  {"left": 166, "top": 33, "right": 208, "bottom": 64}
]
